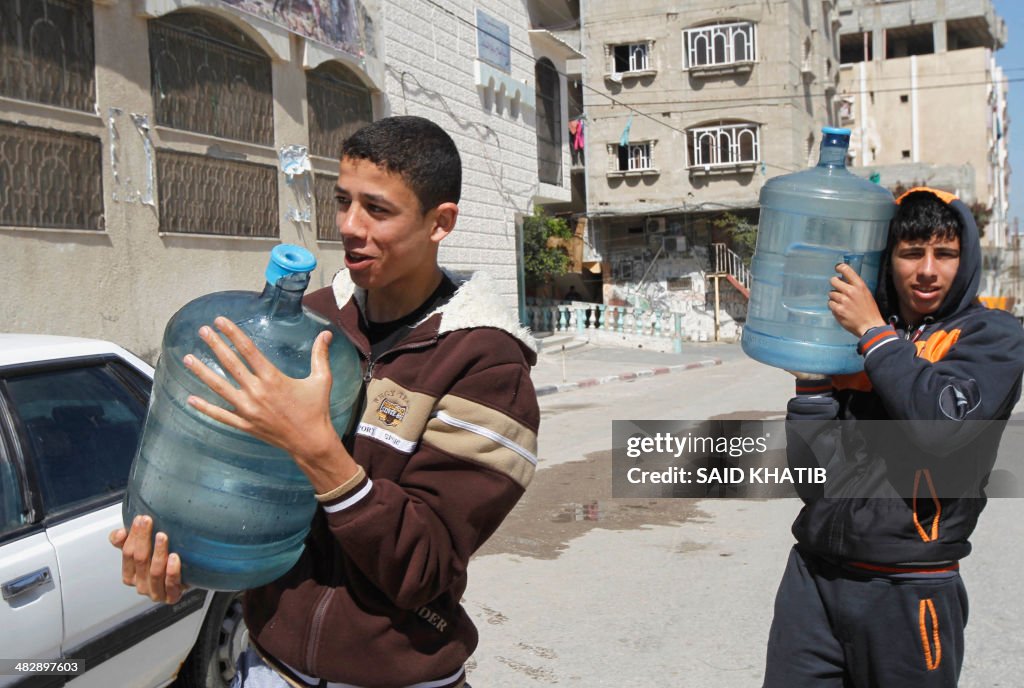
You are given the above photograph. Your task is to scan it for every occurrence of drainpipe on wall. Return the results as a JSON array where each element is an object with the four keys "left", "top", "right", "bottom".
[
  {"left": 859, "top": 61, "right": 869, "bottom": 165},
  {"left": 911, "top": 54, "right": 919, "bottom": 163}
]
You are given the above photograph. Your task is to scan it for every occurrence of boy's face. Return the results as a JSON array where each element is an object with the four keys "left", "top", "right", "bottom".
[
  {"left": 890, "top": 234, "right": 961, "bottom": 324},
  {"left": 334, "top": 156, "right": 454, "bottom": 297}
]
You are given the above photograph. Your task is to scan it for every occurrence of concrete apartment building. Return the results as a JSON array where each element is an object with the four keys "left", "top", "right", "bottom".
[
  {"left": 833, "top": 0, "right": 1013, "bottom": 299},
  {"left": 580, "top": 0, "right": 840, "bottom": 318},
  {"left": 0, "top": 0, "right": 579, "bottom": 358}
]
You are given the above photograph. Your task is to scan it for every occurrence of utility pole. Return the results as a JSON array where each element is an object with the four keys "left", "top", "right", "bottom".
[{"left": 1014, "top": 217, "right": 1020, "bottom": 305}]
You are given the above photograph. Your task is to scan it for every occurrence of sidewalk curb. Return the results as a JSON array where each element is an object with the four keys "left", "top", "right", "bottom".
[{"left": 534, "top": 358, "right": 722, "bottom": 397}]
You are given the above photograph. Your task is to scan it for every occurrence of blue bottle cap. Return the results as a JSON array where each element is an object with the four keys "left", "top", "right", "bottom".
[
  {"left": 822, "top": 127, "right": 851, "bottom": 135},
  {"left": 266, "top": 244, "right": 317, "bottom": 285}
]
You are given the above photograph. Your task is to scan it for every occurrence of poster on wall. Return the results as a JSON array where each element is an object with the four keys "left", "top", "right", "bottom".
[{"left": 219, "top": 0, "right": 376, "bottom": 58}]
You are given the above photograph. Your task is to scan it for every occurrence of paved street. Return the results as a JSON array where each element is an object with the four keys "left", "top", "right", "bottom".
[{"left": 463, "top": 345, "right": 1024, "bottom": 687}]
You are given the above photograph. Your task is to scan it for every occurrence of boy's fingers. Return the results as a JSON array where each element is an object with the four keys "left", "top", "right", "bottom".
[
  {"left": 120, "top": 517, "right": 142, "bottom": 585},
  {"left": 834, "top": 263, "right": 865, "bottom": 286},
  {"left": 198, "top": 324, "right": 255, "bottom": 386},
  {"left": 186, "top": 394, "right": 250, "bottom": 433},
  {"left": 310, "top": 330, "right": 333, "bottom": 381},
  {"left": 109, "top": 527, "right": 128, "bottom": 548},
  {"left": 184, "top": 353, "right": 242, "bottom": 406},
  {"left": 129, "top": 516, "right": 154, "bottom": 595},
  {"left": 165, "top": 554, "right": 185, "bottom": 605},
  {"left": 148, "top": 532, "right": 169, "bottom": 602},
  {"left": 214, "top": 317, "right": 274, "bottom": 377}
]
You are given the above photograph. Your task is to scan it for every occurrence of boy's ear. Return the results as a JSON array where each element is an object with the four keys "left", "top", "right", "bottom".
[{"left": 429, "top": 202, "right": 459, "bottom": 243}]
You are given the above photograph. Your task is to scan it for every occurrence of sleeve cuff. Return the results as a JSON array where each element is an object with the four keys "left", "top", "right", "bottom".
[
  {"left": 316, "top": 466, "right": 373, "bottom": 514},
  {"left": 858, "top": 325, "right": 899, "bottom": 359},
  {"left": 794, "top": 377, "right": 833, "bottom": 396}
]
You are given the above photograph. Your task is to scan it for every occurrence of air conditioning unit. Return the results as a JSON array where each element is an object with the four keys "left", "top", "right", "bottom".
[{"left": 645, "top": 217, "right": 666, "bottom": 234}]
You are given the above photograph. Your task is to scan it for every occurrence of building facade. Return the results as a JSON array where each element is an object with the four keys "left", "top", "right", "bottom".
[
  {"left": 580, "top": 0, "right": 840, "bottom": 322},
  {"left": 0, "top": 0, "right": 575, "bottom": 358},
  {"left": 835, "top": 0, "right": 1009, "bottom": 236},
  {"left": 834, "top": 0, "right": 1012, "bottom": 301}
]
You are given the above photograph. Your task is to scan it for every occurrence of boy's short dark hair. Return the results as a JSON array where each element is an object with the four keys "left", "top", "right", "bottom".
[
  {"left": 341, "top": 116, "right": 462, "bottom": 213},
  {"left": 890, "top": 190, "right": 962, "bottom": 244}
]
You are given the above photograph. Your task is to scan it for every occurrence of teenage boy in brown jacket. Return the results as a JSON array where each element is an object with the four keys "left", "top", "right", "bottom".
[{"left": 112, "top": 116, "right": 539, "bottom": 688}]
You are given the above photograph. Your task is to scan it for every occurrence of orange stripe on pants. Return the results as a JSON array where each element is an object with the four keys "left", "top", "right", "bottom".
[{"left": 919, "top": 598, "right": 943, "bottom": 671}]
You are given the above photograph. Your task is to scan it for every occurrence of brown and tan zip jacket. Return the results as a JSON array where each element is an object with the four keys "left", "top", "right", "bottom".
[{"left": 243, "top": 270, "right": 539, "bottom": 688}]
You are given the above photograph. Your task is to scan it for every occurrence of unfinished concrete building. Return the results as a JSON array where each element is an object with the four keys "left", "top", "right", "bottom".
[{"left": 835, "top": 0, "right": 1010, "bottom": 257}]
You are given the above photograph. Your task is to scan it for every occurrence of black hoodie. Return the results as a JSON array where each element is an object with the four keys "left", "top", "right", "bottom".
[{"left": 786, "top": 187, "right": 1024, "bottom": 565}]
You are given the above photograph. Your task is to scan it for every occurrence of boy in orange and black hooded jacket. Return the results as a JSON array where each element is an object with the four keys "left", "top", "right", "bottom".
[{"left": 763, "top": 188, "right": 1024, "bottom": 687}]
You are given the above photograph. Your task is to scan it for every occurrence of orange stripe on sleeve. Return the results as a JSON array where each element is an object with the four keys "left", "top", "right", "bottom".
[{"left": 861, "top": 330, "right": 895, "bottom": 352}]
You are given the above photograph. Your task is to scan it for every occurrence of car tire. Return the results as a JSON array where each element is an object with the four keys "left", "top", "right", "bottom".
[{"left": 177, "top": 591, "right": 248, "bottom": 688}]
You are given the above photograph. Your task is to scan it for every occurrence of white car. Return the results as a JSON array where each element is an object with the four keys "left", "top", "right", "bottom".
[{"left": 0, "top": 334, "right": 246, "bottom": 688}]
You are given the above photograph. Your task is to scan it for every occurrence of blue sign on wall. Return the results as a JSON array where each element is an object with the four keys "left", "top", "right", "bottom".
[{"left": 476, "top": 9, "right": 511, "bottom": 72}]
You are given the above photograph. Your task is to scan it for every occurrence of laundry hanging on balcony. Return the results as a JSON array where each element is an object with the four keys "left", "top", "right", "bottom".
[{"left": 569, "top": 118, "right": 585, "bottom": 150}]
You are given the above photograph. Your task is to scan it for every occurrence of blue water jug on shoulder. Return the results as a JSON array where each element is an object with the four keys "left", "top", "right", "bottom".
[
  {"left": 123, "top": 245, "right": 362, "bottom": 591},
  {"left": 742, "top": 127, "right": 896, "bottom": 374}
]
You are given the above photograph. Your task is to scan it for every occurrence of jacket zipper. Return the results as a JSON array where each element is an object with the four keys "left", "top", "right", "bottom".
[
  {"left": 306, "top": 586, "right": 335, "bottom": 671},
  {"left": 362, "top": 350, "right": 375, "bottom": 383},
  {"left": 361, "top": 336, "right": 440, "bottom": 384}
]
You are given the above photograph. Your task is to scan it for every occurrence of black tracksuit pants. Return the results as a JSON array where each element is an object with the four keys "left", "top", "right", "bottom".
[{"left": 763, "top": 546, "right": 968, "bottom": 688}]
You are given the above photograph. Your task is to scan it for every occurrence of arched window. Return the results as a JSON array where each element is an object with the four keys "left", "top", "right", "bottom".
[
  {"left": 733, "top": 30, "right": 749, "bottom": 62},
  {"left": 712, "top": 32, "right": 727, "bottom": 65},
  {"left": 684, "top": 21, "right": 756, "bottom": 69},
  {"left": 307, "top": 62, "right": 373, "bottom": 159},
  {"left": 687, "top": 122, "right": 760, "bottom": 168},
  {"left": 307, "top": 62, "right": 374, "bottom": 242},
  {"left": 149, "top": 11, "right": 277, "bottom": 237},
  {"left": 0, "top": 0, "right": 101, "bottom": 230},
  {"left": 535, "top": 58, "right": 562, "bottom": 186},
  {"left": 691, "top": 34, "right": 709, "bottom": 66},
  {"left": 0, "top": 0, "right": 96, "bottom": 111},
  {"left": 718, "top": 130, "right": 733, "bottom": 164},
  {"left": 739, "top": 129, "right": 757, "bottom": 162},
  {"left": 149, "top": 11, "right": 273, "bottom": 145}
]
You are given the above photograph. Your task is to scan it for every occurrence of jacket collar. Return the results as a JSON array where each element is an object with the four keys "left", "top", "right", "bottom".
[{"left": 330, "top": 268, "right": 537, "bottom": 356}]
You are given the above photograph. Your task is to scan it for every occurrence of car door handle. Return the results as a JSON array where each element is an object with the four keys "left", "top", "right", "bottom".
[{"left": 2, "top": 567, "right": 52, "bottom": 600}]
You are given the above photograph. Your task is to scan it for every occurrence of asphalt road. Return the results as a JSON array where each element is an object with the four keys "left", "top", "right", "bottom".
[{"left": 463, "top": 353, "right": 1024, "bottom": 687}]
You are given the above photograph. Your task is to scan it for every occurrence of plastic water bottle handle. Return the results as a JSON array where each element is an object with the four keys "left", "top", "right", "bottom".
[{"left": 842, "top": 253, "right": 864, "bottom": 281}]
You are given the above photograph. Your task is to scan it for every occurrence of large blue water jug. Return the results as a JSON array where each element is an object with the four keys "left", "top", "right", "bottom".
[
  {"left": 742, "top": 128, "right": 896, "bottom": 374},
  {"left": 123, "top": 245, "right": 362, "bottom": 591}
]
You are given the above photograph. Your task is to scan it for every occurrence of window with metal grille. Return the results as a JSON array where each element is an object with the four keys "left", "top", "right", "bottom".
[
  {"left": 0, "top": 0, "right": 96, "bottom": 111},
  {"left": 687, "top": 123, "right": 759, "bottom": 168},
  {"left": 535, "top": 58, "right": 562, "bottom": 186},
  {"left": 155, "top": 149, "right": 277, "bottom": 237},
  {"left": 616, "top": 142, "right": 653, "bottom": 171},
  {"left": 0, "top": 120, "right": 103, "bottom": 230},
  {"left": 307, "top": 62, "right": 373, "bottom": 159},
  {"left": 684, "top": 22, "right": 756, "bottom": 68},
  {"left": 148, "top": 11, "right": 273, "bottom": 145},
  {"left": 612, "top": 43, "right": 650, "bottom": 73},
  {"left": 315, "top": 172, "right": 341, "bottom": 242}
]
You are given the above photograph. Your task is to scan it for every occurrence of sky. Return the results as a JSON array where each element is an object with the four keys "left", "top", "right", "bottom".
[{"left": 994, "top": 0, "right": 1023, "bottom": 229}]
